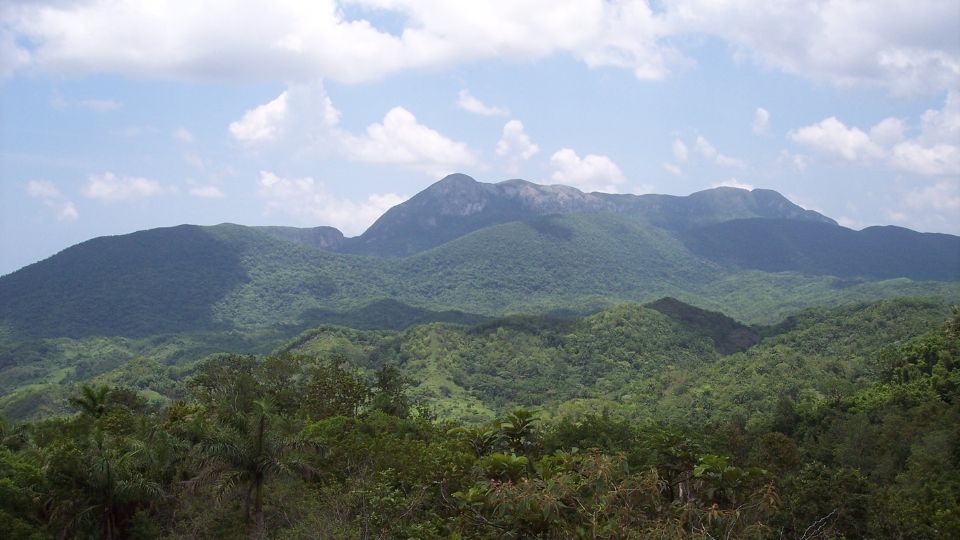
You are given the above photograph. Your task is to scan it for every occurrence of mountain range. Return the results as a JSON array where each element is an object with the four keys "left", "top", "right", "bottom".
[{"left": 1, "top": 174, "right": 958, "bottom": 341}]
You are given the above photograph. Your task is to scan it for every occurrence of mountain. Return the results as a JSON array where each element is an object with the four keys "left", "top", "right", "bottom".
[
  {"left": 1, "top": 176, "right": 958, "bottom": 342},
  {"left": 256, "top": 225, "right": 345, "bottom": 251},
  {"left": 645, "top": 296, "right": 759, "bottom": 354},
  {"left": 682, "top": 218, "right": 960, "bottom": 281},
  {"left": 339, "top": 173, "right": 835, "bottom": 257}
]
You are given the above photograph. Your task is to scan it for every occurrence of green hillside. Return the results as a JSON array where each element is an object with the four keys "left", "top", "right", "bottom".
[
  {"left": 2, "top": 297, "right": 956, "bottom": 538},
  {"left": 683, "top": 218, "right": 960, "bottom": 280},
  {"left": 279, "top": 296, "right": 953, "bottom": 423},
  {"left": 3, "top": 210, "right": 959, "bottom": 343}
]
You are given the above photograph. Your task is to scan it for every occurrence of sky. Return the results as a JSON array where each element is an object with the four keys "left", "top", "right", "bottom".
[{"left": 1, "top": 0, "right": 959, "bottom": 276}]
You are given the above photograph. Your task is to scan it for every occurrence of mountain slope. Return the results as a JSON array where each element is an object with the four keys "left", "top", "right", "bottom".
[
  {"left": 682, "top": 218, "right": 960, "bottom": 281},
  {"left": 0, "top": 224, "right": 396, "bottom": 338},
  {"left": 341, "top": 174, "right": 835, "bottom": 257},
  {"left": 1, "top": 179, "right": 957, "bottom": 341},
  {"left": 255, "top": 225, "right": 345, "bottom": 251}
]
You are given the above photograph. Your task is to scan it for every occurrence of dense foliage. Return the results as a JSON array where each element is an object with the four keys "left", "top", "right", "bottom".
[
  {"left": 0, "top": 298, "right": 957, "bottom": 537},
  {"left": 3, "top": 203, "right": 958, "bottom": 341}
]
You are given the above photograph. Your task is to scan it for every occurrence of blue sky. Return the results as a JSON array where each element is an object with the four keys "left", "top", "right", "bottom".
[{"left": 1, "top": 0, "right": 958, "bottom": 276}]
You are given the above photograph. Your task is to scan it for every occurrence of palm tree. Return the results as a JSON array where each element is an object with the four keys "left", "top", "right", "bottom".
[
  {"left": 45, "top": 430, "right": 161, "bottom": 540},
  {"left": 186, "top": 399, "right": 318, "bottom": 539},
  {"left": 69, "top": 385, "right": 110, "bottom": 418}
]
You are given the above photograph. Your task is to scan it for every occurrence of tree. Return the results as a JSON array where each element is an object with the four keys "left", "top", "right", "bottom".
[
  {"left": 69, "top": 385, "right": 111, "bottom": 418},
  {"left": 186, "top": 399, "right": 317, "bottom": 539}
]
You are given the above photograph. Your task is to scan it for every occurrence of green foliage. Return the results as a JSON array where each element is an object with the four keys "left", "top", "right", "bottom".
[{"left": 0, "top": 298, "right": 955, "bottom": 537}]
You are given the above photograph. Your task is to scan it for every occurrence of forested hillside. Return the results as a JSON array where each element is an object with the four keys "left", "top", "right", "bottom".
[
  {"left": 2, "top": 177, "right": 958, "bottom": 537},
  {"left": 3, "top": 182, "right": 958, "bottom": 339},
  {"left": 1, "top": 297, "right": 956, "bottom": 538}
]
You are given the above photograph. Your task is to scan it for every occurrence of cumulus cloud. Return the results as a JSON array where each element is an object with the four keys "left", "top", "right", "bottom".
[
  {"left": 892, "top": 142, "right": 960, "bottom": 176},
  {"left": 5, "top": 1, "right": 954, "bottom": 93},
  {"left": 457, "top": 90, "right": 508, "bottom": 116},
  {"left": 257, "top": 170, "right": 405, "bottom": 234},
  {"left": 188, "top": 184, "right": 225, "bottom": 198},
  {"left": 752, "top": 107, "right": 769, "bottom": 135},
  {"left": 25, "top": 180, "right": 78, "bottom": 220},
  {"left": 229, "top": 84, "right": 471, "bottom": 176},
  {"left": 711, "top": 178, "right": 754, "bottom": 190},
  {"left": 82, "top": 172, "right": 168, "bottom": 201},
  {"left": 789, "top": 92, "right": 960, "bottom": 175},
  {"left": 891, "top": 91, "right": 960, "bottom": 176},
  {"left": 904, "top": 180, "right": 960, "bottom": 211},
  {"left": 174, "top": 127, "right": 195, "bottom": 143},
  {"left": 340, "top": 107, "right": 476, "bottom": 176},
  {"left": 229, "top": 82, "right": 341, "bottom": 147},
  {"left": 695, "top": 135, "right": 745, "bottom": 168},
  {"left": 789, "top": 117, "right": 885, "bottom": 162},
  {"left": 229, "top": 92, "right": 291, "bottom": 143},
  {"left": 549, "top": 148, "right": 626, "bottom": 193},
  {"left": 2, "top": 0, "right": 675, "bottom": 83},
  {"left": 672, "top": 138, "right": 688, "bottom": 162},
  {"left": 868, "top": 117, "right": 905, "bottom": 147},
  {"left": 662, "top": 163, "right": 682, "bottom": 176},
  {"left": 665, "top": 0, "right": 960, "bottom": 94},
  {"left": 495, "top": 120, "right": 539, "bottom": 172}
]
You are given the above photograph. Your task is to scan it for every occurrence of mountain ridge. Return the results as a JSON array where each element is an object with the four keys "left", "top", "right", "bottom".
[
  {"left": 1, "top": 175, "right": 957, "bottom": 341},
  {"left": 337, "top": 173, "right": 837, "bottom": 256}
]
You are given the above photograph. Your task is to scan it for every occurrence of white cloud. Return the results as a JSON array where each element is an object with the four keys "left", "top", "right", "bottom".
[
  {"left": 549, "top": 148, "right": 626, "bottom": 193},
  {"left": 695, "top": 135, "right": 717, "bottom": 159},
  {"left": 917, "top": 90, "right": 960, "bottom": 145},
  {"left": 715, "top": 154, "right": 746, "bottom": 168},
  {"left": 257, "top": 170, "right": 405, "bottom": 235},
  {"left": 868, "top": 117, "right": 905, "bottom": 146},
  {"left": 25, "top": 180, "right": 78, "bottom": 220},
  {"left": 695, "top": 135, "right": 745, "bottom": 168},
  {"left": 5, "top": 1, "right": 956, "bottom": 93},
  {"left": 891, "top": 142, "right": 960, "bottom": 176},
  {"left": 188, "top": 185, "right": 225, "bottom": 198},
  {"left": 665, "top": 0, "right": 960, "bottom": 94},
  {"left": 790, "top": 92, "right": 960, "bottom": 176},
  {"left": 711, "top": 178, "right": 754, "bottom": 190},
  {"left": 174, "top": 127, "right": 195, "bottom": 143},
  {"left": 340, "top": 106, "right": 476, "bottom": 176},
  {"left": 83, "top": 172, "right": 168, "bottom": 201},
  {"left": 752, "top": 107, "right": 769, "bottom": 135},
  {"left": 891, "top": 91, "right": 960, "bottom": 176},
  {"left": 77, "top": 98, "right": 121, "bottom": 111},
  {"left": 457, "top": 89, "right": 508, "bottom": 116},
  {"left": 229, "top": 82, "right": 342, "bottom": 147},
  {"left": 789, "top": 117, "right": 884, "bottom": 162},
  {"left": 229, "top": 84, "right": 468, "bottom": 176},
  {"left": 3, "top": 0, "right": 674, "bottom": 83},
  {"left": 26, "top": 179, "right": 61, "bottom": 199},
  {"left": 894, "top": 180, "right": 960, "bottom": 232},
  {"left": 662, "top": 162, "right": 682, "bottom": 176},
  {"left": 229, "top": 91, "right": 290, "bottom": 143},
  {"left": 496, "top": 120, "right": 539, "bottom": 172},
  {"left": 672, "top": 138, "right": 688, "bottom": 162},
  {"left": 0, "top": 28, "right": 31, "bottom": 78},
  {"left": 904, "top": 180, "right": 960, "bottom": 211}
]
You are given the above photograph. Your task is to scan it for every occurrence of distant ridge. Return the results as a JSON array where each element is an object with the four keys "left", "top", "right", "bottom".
[
  {"left": 338, "top": 173, "right": 836, "bottom": 257},
  {"left": 1, "top": 174, "right": 957, "bottom": 340}
]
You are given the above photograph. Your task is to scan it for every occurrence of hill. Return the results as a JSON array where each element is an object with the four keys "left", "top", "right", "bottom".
[
  {"left": 340, "top": 174, "right": 835, "bottom": 256},
  {"left": 682, "top": 218, "right": 960, "bottom": 281},
  {"left": 1, "top": 177, "right": 957, "bottom": 343}
]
